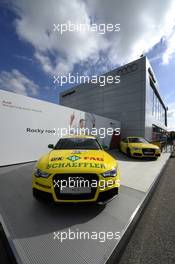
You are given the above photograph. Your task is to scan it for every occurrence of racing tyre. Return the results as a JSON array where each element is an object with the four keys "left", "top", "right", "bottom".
[
  {"left": 32, "top": 188, "right": 41, "bottom": 200},
  {"left": 127, "top": 148, "right": 131, "bottom": 157}
]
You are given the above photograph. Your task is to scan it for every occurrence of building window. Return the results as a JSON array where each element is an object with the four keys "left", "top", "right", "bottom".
[{"left": 149, "top": 77, "right": 166, "bottom": 125}]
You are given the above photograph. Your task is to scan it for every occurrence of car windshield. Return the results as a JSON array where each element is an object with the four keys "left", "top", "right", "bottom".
[
  {"left": 54, "top": 138, "right": 101, "bottom": 150},
  {"left": 128, "top": 137, "right": 148, "bottom": 143}
]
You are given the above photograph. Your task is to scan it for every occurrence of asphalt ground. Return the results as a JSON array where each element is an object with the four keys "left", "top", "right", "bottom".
[{"left": 118, "top": 157, "right": 175, "bottom": 264}]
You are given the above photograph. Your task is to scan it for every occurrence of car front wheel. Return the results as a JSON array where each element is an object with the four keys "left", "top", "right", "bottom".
[{"left": 127, "top": 148, "right": 131, "bottom": 157}]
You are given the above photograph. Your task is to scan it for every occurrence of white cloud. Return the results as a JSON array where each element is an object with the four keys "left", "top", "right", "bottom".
[
  {"left": 14, "top": 54, "right": 34, "bottom": 63},
  {"left": 86, "top": 0, "right": 175, "bottom": 65},
  {"left": 162, "top": 30, "right": 175, "bottom": 64},
  {"left": 12, "top": 0, "right": 108, "bottom": 75},
  {"left": 10, "top": 0, "right": 175, "bottom": 75},
  {"left": 0, "top": 69, "right": 39, "bottom": 96}
]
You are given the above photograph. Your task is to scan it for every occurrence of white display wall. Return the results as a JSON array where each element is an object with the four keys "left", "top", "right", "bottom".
[{"left": 0, "top": 90, "right": 120, "bottom": 166}]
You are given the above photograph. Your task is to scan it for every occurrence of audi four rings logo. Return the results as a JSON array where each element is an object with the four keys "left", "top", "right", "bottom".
[{"left": 116, "top": 63, "right": 138, "bottom": 76}]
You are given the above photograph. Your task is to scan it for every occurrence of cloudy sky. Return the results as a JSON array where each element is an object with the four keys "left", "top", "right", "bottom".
[{"left": 0, "top": 0, "right": 175, "bottom": 130}]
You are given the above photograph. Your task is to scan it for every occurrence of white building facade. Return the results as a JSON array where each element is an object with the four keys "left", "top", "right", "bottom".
[{"left": 60, "top": 57, "right": 167, "bottom": 141}]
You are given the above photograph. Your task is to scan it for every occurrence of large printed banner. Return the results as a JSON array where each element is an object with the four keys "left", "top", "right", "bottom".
[{"left": 0, "top": 90, "right": 120, "bottom": 166}]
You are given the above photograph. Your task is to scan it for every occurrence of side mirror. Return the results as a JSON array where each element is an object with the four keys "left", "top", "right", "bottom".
[{"left": 48, "top": 144, "right": 54, "bottom": 149}]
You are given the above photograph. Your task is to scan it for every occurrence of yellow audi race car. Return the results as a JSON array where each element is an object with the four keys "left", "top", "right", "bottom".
[
  {"left": 32, "top": 135, "right": 120, "bottom": 204},
  {"left": 120, "top": 136, "right": 161, "bottom": 158}
]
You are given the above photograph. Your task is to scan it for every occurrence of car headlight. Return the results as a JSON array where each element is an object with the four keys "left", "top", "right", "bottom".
[
  {"left": 34, "top": 168, "right": 51, "bottom": 178},
  {"left": 102, "top": 168, "right": 117, "bottom": 178}
]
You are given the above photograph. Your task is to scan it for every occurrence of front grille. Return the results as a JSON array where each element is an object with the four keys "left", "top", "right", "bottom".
[
  {"left": 142, "top": 148, "right": 155, "bottom": 155},
  {"left": 53, "top": 173, "right": 98, "bottom": 200}
]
